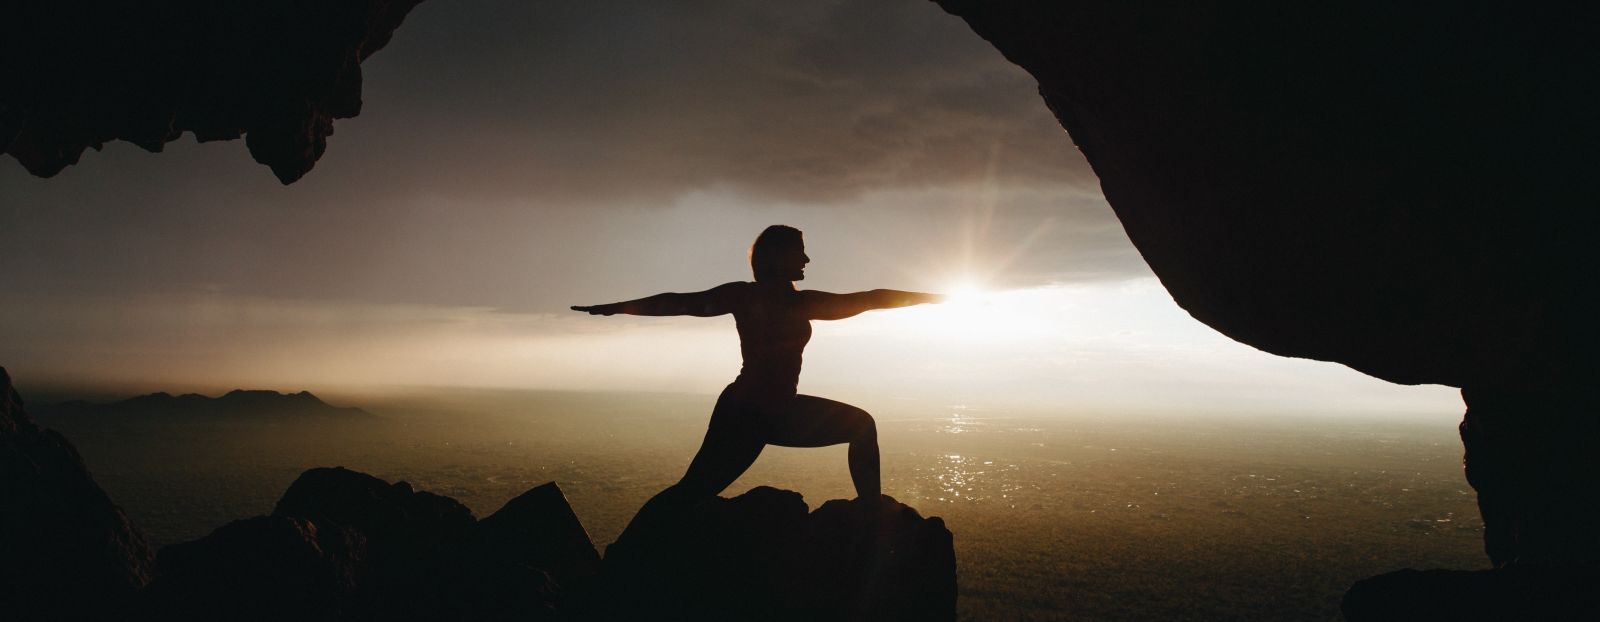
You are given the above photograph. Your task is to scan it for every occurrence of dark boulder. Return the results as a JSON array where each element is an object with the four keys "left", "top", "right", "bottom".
[
  {"left": 139, "top": 515, "right": 365, "bottom": 622},
  {"left": 798, "top": 497, "right": 958, "bottom": 621},
  {"left": 474, "top": 481, "right": 603, "bottom": 587},
  {"left": 1343, "top": 564, "right": 1600, "bottom": 621},
  {"left": 601, "top": 486, "right": 811, "bottom": 620},
  {"left": 275, "top": 466, "right": 478, "bottom": 563},
  {"left": 441, "top": 481, "right": 600, "bottom": 621},
  {"left": 600, "top": 487, "right": 955, "bottom": 621},
  {"left": 1, "top": 0, "right": 426, "bottom": 183},
  {"left": 273, "top": 466, "right": 478, "bottom": 619},
  {"left": 0, "top": 366, "right": 155, "bottom": 620},
  {"left": 269, "top": 468, "right": 593, "bottom": 620}
]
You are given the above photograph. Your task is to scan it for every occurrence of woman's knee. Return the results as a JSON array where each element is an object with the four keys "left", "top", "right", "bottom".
[{"left": 853, "top": 408, "right": 877, "bottom": 441}]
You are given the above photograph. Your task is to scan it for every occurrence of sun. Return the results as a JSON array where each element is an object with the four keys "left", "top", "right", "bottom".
[
  {"left": 818, "top": 278, "right": 1059, "bottom": 348},
  {"left": 942, "top": 280, "right": 986, "bottom": 302},
  {"left": 875, "top": 277, "right": 1013, "bottom": 342}
]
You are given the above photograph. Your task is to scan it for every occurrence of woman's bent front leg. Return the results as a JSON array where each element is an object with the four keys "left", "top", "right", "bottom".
[{"left": 765, "top": 395, "right": 880, "bottom": 499}]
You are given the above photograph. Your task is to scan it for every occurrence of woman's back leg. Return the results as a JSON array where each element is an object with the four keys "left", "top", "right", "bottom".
[{"left": 617, "top": 418, "right": 765, "bottom": 543}]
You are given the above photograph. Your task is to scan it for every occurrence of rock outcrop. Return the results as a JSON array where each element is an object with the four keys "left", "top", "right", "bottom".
[
  {"left": 476, "top": 482, "right": 604, "bottom": 588},
  {"left": 1342, "top": 564, "right": 1600, "bottom": 621},
  {"left": 140, "top": 467, "right": 593, "bottom": 621},
  {"left": 0, "top": 367, "right": 155, "bottom": 620},
  {"left": 1, "top": 369, "right": 952, "bottom": 620},
  {"left": 933, "top": 1, "right": 1598, "bottom": 392},
  {"left": 932, "top": 1, "right": 1599, "bottom": 614},
  {"left": 139, "top": 471, "right": 952, "bottom": 621},
  {"left": 601, "top": 487, "right": 957, "bottom": 621},
  {"left": 1, "top": 0, "right": 426, "bottom": 183},
  {"left": 139, "top": 515, "right": 365, "bottom": 622},
  {"left": 271, "top": 467, "right": 483, "bottom": 619}
]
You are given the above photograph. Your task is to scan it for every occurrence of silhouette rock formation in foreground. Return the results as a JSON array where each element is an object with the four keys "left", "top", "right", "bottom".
[
  {"left": 139, "top": 515, "right": 364, "bottom": 622},
  {"left": 1, "top": 0, "right": 426, "bottom": 183},
  {"left": 0, "top": 367, "right": 155, "bottom": 620},
  {"left": 142, "top": 466, "right": 595, "bottom": 622},
  {"left": 602, "top": 487, "right": 956, "bottom": 621},
  {"left": 0, "top": 369, "right": 954, "bottom": 621},
  {"left": 934, "top": 1, "right": 1599, "bottom": 616},
  {"left": 1341, "top": 564, "right": 1600, "bottom": 621},
  {"left": 143, "top": 471, "right": 954, "bottom": 621}
]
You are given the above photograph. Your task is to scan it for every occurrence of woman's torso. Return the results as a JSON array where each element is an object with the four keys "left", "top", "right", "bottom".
[{"left": 729, "top": 282, "right": 811, "bottom": 398}]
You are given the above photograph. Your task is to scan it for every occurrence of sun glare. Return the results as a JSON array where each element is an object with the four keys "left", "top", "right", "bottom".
[
  {"left": 927, "top": 282, "right": 1009, "bottom": 341},
  {"left": 862, "top": 278, "right": 1052, "bottom": 343},
  {"left": 942, "top": 280, "right": 985, "bottom": 302}
]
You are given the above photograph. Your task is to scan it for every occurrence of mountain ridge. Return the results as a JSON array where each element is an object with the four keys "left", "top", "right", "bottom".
[{"left": 35, "top": 389, "right": 371, "bottom": 419}]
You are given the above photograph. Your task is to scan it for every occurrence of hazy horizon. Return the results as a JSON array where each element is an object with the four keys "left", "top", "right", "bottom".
[{"left": 4, "top": 276, "right": 1461, "bottom": 420}]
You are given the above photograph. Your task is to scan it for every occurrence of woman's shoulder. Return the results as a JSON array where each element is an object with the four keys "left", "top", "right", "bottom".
[
  {"left": 717, "top": 281, "right": 802, "bottom": 306},
  {"left": 707, "top": 281, "right": 755, "bottom": 303},
  {"left": 711, "top": 281, "right": 754, "bottom": 293}
]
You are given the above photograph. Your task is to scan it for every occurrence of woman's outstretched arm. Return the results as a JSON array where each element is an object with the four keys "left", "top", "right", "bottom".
[
  {"left": 572, "top": 282, "right": 745, "bottom": 317},
  {"left": 801, "top": 289, "right": 943, "bottom": 321}
]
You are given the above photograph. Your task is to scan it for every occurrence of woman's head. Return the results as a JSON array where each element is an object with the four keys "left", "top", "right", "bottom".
[{"left": 750, "top": 225, "right": 808, "bottom": 283}]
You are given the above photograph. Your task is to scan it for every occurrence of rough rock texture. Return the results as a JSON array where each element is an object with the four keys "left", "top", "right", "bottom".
[
  {"left": 1, "top": 0, "right": 426, "bottom": 183},
  {"left": 271, "top": 467, "right": 602, "bottom": 620},
  {"left": 932, "top": 0, "right": 1600, "bottom": 614},
  {"left": 124, "top": 467, "right": 593, "bottom": 621},
  {"left": 273, "top": 466, "right": 482, "bottom": 619},
  {"left": 934, "top": 1, "right": 1599, "bottom": 391},
  {"left": 0, "top": 366, "right": 155, "bottom": 620},
  {"left": 475, "top": 481, "right": 603, "bottom": 587},
  {"left": 1458, "top": 387, "right": 1600, "bottom": 566},
  {"left": 274, "top": 467, "right": 478, "bottom": 560},
  {"left": 139, "top": 515, "right": 366, "bottom": 622},
  {"left": 1, "top": 395, "right": 948, "bottom": 622},
  {"left": 1342, "top": 564, "right": 1600, "bottom": 621},
  {"left": 601, "top": 487, "right": 956, "bottom": 621}
]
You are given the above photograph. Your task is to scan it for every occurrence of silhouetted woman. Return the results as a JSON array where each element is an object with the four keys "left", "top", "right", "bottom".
[{"left": 572, "top": 225, "right": 941, "bottom": 504}]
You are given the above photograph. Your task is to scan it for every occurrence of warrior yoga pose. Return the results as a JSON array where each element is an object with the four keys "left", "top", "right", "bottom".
[{"left": 572, "top": 225, "right": 942, "bottom": 503}]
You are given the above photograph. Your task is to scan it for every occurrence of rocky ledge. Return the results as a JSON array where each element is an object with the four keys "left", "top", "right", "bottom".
[
  {"left": 0, "top": 367, "right": 155, "bottom": 620},
  {"left": 134, "top": 470, "right": 955, "bottom": 622},
  {"left": 1342, "top": 564, "right": 1600, "bottom": 622},
  {"left": 0, "top": 367, "right": 955, "bottom": 621},
  {"left": 601, "top": 487, "right": 956, "bottom": 621}
]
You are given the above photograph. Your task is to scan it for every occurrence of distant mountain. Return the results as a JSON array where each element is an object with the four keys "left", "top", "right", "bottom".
[{"left": 35, "top": 390, "right": 372, "bottom": 419}]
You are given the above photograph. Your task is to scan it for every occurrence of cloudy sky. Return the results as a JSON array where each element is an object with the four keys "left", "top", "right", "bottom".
[{"left": 0, "top": 0, "right": 1458, "bottom": 416}]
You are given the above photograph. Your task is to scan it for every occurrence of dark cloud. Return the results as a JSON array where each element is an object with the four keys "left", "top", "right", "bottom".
[
  {"left": 4, "top": 0, "right": 1094, "bottom": 205},
  {"left": 329, "top": 0, "right": 1095, "bottom": 203},
  {"left": 1, "top": 0, "right": 1128, "bottom": 318}
]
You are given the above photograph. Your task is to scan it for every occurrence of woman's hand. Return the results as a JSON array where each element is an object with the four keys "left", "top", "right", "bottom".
[
  {"left": 571, "top": 303, "right": 623, "bottom": 316},
  {"left": 890, "top": 291, "right": 946, "bottom": 306}
]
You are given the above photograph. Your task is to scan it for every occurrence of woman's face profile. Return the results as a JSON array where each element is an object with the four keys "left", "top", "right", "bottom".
[{"left": 775, "top": 241, "right": 810, "bottom": 282}]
